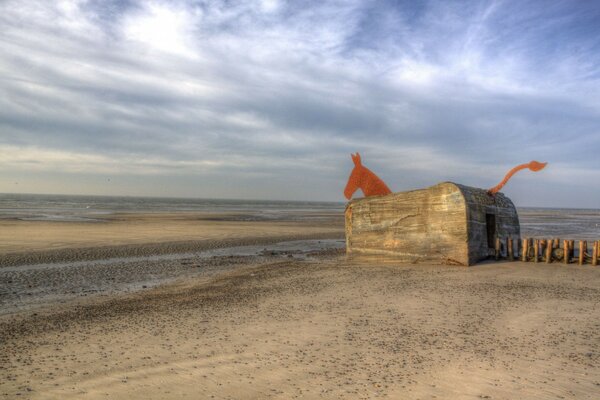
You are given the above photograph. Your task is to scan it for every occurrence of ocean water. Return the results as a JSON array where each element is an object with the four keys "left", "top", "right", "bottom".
[
  {"left": 0, "top": 193, "right": 599, "bottom": 240},
  {"left": 518, "top": 208, "right": 600, "bottom": 241},
  {"left": 0, "top": 193, "right": 345, "bottom": 222}
]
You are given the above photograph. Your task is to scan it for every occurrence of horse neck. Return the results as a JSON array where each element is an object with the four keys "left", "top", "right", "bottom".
[
  {"left": 362, "top": 167, "right": 381, "bottom": 186},
  {"left": 361, "top": 167, "right": 390, "bottom": 195}
]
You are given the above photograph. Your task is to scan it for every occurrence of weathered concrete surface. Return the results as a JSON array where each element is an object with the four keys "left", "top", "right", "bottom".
[{"left": 345, "top": 182, "right": 520, "bottom": 266}]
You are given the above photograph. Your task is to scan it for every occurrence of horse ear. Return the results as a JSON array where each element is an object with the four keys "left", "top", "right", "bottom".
[{"left": 352, "top": 152, "right": 361, "bottom": 166}]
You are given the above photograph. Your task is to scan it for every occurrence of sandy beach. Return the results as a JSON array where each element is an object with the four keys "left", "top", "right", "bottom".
[
  {"left": 3, "top": 1, "right": 599, "bottom": 398},
  {"left": 0, "top": 212, "right": 344, "bottom": 265},
  {"left": 1, "top": 213, "right": 599, "bottom": 399},
  {"left": 0, "top": 212, "right": 344, "bottom": 314}
]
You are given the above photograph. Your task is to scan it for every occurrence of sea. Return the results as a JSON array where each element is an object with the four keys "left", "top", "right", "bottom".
[
  {"left": 0, "top": 193, "right": 344, "bottom": 222},
  {"left": 1, "top": 193, "right": 599, "bottom": 240}
]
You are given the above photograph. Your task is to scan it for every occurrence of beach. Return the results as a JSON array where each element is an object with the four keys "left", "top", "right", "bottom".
[
  {"left": 0, "top": 211, "right": 344, "bottom": 314},
  {"left": 3, "top": 1, "right": 599, "bottom": 398},
  {"left": 0, "top": 210, "right": 344, "bottom": 262},
  {"left": 1, "top": 207, "right": 600, "bottom": 399}
]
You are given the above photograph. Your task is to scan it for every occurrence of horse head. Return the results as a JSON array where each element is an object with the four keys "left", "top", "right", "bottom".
[{"left": 344, "top": 153, "right": 363, "bottom": 200}]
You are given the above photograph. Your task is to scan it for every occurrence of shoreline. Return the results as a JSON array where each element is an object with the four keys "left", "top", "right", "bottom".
[
  {"left": 0, "top": 211, "right": 344, "bottom": 265},
  {"left": 0, "top": 235, "right": 345, "bottom": 316},
  {"left": 0, "top": 213, "right": 344, "bottom": 317}
]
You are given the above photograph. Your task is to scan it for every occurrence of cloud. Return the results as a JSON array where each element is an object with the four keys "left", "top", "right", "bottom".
[
  {"left": 0, "top": 0, "right": 599, "bottom": 204},
  {"left": 121, "top": 2, "right": 198, "bottom": 57},
  {"left": 0, "top": 144, "right": 229, "bottom": 174}
]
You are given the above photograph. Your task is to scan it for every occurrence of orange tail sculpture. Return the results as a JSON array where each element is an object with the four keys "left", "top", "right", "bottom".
[
  {"left": 344, "top": 153, "right": 392, "bottom": 200},
  {"left": 487, "top": 161, "right": 547, "bottom": 195}
]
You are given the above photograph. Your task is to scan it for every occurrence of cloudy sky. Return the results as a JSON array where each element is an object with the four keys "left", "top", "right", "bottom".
[{"left": 1, "top": 0, "right": 599, "bottom": 206}]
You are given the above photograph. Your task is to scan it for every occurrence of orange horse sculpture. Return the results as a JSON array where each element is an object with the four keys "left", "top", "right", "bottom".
[
  {"left": 487, "top": 160, "right": 547, "bottom": 195},
  {"left": 344, "top": 152, "right": 547, "bottom": 200},
  {"left": 344, "top": 153, "right": 392, "bottom": 200}
]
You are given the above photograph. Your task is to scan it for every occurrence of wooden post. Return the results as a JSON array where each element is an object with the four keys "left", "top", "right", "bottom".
[
  {"left": 545, "top": 239, "right": 552, "bottom": 264},
  {"left": 534, "top": 239, "right": 539, "bottom": 263},
  {"left": 495, "top": 237, "right": 501, "bottom": 261},
  {"left": 507, "top": 237, "right": 514, "bottom": 261},
  {"left": 563, "top": 240, "right": 569, "bottom": 264},
  {"left": 592, "top": 241, "right": 598, "bottom": 266},
  {"left": 578, "top": 240, "right": 585, "bottom": 265},
  {"left": 554, "top": 238, "right": 560, "bottom": 249},
  {"left": 522, "top": 238, "right": 529, "bottom": 262}
]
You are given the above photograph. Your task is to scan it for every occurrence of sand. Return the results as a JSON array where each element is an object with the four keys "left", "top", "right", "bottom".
[
  {"left": 0, "top": 239, "right": 345, "bottom": 315},
  {"left": 2, "top": 253, "right": 599, "bottom": 399},
  {"left": 0, "top": 211, "right": 345, "bottom": 315},
  {"left": 0, "top": 212, "right": 344, "bottom": 266},
  {"left": 1, "top": 212, "right": 599, "bottom": 399},
  {"left": 0, "top": 212, "right": 343, "bottom": 256}
]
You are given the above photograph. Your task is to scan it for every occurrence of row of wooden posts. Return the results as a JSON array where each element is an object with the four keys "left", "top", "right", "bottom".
[{"left": 494, "top": 237, "right": 599, "bottom": 266}]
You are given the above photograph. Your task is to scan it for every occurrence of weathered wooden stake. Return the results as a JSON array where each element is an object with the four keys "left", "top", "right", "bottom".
[
  {"left": 578, "top": 240, "right": 585, "bottom": 265},
  {"left": 563, "top": 240, "right": 569, "bottom": 264},
  {"left": 495, "top": 237, "right": 501, "bottom": 261},
  {"left": 545, "top": 239, "right": 552, "bottom": 263},
  {"left": 522, "top": 238, "right": 528, "bottom": 262},
  {"left": 554, "top": 238, "right": 560, "bottom": 248},
  {"left": 507, "top": 237, "right": 514, "bottom": 261},
  {"left": 534, "top": 239, "right": 539, "bottom": 263},
  {"left": 592, "top": 241, "right": 598, "bottom": 266}
]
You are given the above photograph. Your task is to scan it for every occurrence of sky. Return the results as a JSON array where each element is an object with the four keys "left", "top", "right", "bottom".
[{"left": 1, "top": 0, "right": 599, "bottom": 206}]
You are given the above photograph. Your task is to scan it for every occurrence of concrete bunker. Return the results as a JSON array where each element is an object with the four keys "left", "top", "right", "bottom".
[{"left": 344, "top": 182, "right": 520, "bottom": 266}]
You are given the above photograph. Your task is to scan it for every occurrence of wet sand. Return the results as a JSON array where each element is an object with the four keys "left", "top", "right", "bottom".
[
  {"left": 0, "top": 212, "right": 344, "bottom": 315},
  {"left": 1, "top": 254, "right": 599, "bottom": 399},
  {"left": 0, "top": 212, "right": 344, "bottom": 264},
  {"left": 0, "top": 239, "right": 345, "bottom": 315}
]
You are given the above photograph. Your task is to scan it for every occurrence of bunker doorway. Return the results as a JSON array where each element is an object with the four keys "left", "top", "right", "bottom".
[{"left": 486, "top": 213, "right": 496, "bottom": 249}]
